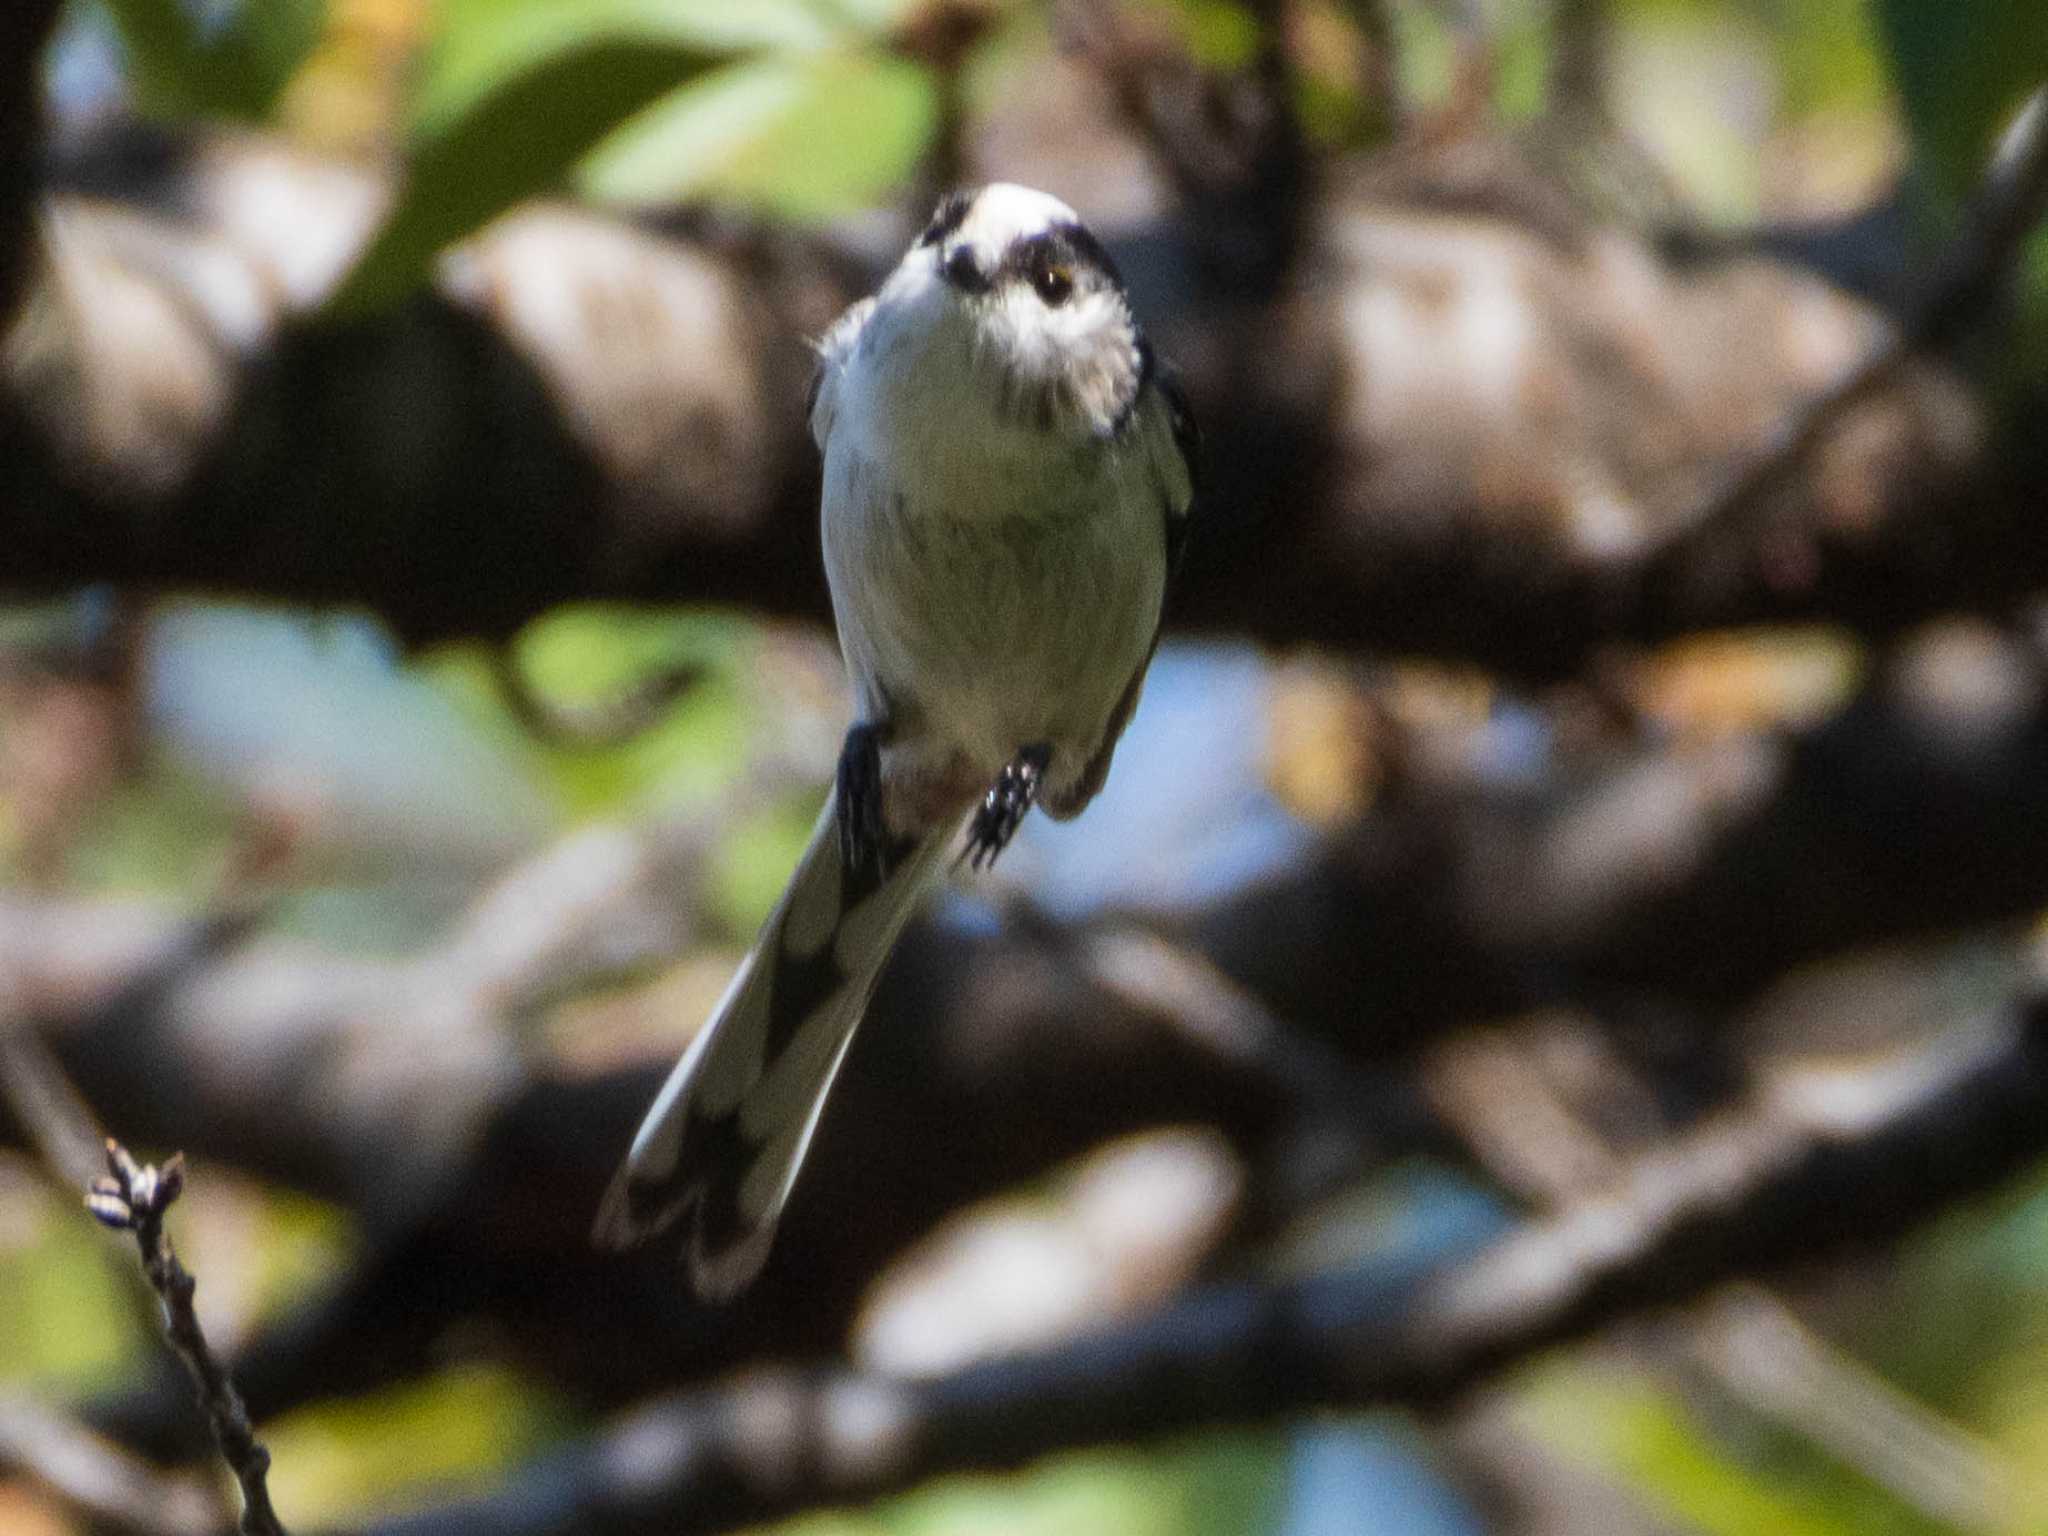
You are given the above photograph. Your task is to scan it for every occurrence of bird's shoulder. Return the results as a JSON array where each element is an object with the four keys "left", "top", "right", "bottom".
[
  {"left": 1156, "top": 366, "right": 1199, "bottom": 512},
  {"left": 1133, "top": 340, "right": 1197, "bottom": 572},
  {"left": 807, "top": 295, "right": 879, "bottom": 450}
]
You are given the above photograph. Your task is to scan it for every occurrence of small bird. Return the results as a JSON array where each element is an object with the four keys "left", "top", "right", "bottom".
[{"left": 593, "top": 183, "right": 1197, "bottom": 1300}]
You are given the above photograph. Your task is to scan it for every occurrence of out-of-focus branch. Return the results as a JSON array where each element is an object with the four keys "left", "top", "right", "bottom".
[
  {"left": 0, "top": 757, "right": 813, "bottom": 1235},
  {"left": 0, "top": 1395, "right": 223, "bottom": 1536},
  {"left": 20, "top": 618, "right": 2048, "bottom": 1440},
  {"left": 1636, "top": 86, "right": 2048, "bottom": 622},
  {"left": 1686, "top": 1285, "right": 2020, "bottom": 1532},
  {"left": 346, "top": 987, "right": 2048, "bottom": 1536},
  {"left": 1193, "top": 620, "right": 2048, "bottom": 1042},
  {"left": 29, "top": 850, "right": 1385, "bottom": 1448},
  {"left": 86, "top": 1140, "right": 287, "bottom": 1536},
  {"left": 1426, "top": 1010, "right": 2021, "bottom": 1532},
  {"left": 0, "top": 1003, "right": 109, "bottom": 1192},
  {"left": 1, "top": 110, "right": 2023, "bottom": 675},
  {"left": 1548, "top": 0, "right": 1610, "bottom": 119},
  {"left": 0, "top": 0, "right": 61, "bottom": 324},
  {"left": 1056, "top": 0, "right": 1309, "bottom": 291}
]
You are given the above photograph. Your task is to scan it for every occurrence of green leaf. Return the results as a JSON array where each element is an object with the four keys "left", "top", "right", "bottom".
[
  {"left": 1177, "top": 0, "right": 1263, "bottom": 73},
  {"left": 326, "top": 0, "right": 841, "bottom": 317},
  {"left": 263, "top": 1362, "right": 573, "bottom": 1522},
  {"left": 579, "top": 49, "right": 939, "bottom": 218},
  {"left": 0, "top": 1180, "right": 147, "bottom": 1390},
  {"left": 100, "top": 0, "right": 324, "bottom": 122},
  {"left": 326, "top": 30, "right": 736, "bottom": 318},
  {"left": 1518, "top": 1362, "right": 1935, "bottom": 1536},
  {"left": 423, "top": 606, "right": 758, "bottom": 818},
  {"left": 1770, "top": 0, "right": 1888, "bottom": 121},
  {"left": 1875, "top": 0, "right": 2048, "bottom": 206},
  {"left": 414, "top": 0, "right": 838, "bottom": 137}
]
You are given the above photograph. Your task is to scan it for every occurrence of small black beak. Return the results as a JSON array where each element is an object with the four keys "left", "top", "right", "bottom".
[{"left": 940, "top": 244, "right": 990, "bottom": 295}]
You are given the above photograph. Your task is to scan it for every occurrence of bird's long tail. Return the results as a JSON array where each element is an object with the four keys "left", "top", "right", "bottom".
[{"left": 593, "top": 792, "right": 952, "bottom": 1300}]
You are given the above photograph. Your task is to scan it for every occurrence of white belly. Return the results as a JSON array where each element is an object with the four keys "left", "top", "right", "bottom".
[{"left": 821, "top": 439, "right": 1164, "bottom": 778}]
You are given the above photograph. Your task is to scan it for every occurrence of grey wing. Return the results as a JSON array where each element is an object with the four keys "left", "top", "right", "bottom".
[
  {"left": 1156, "top": 359, "right": 1199, "bottom": 574},
  {"left": 1056, "top": 362, "right": 1198, "bottom": 814}
]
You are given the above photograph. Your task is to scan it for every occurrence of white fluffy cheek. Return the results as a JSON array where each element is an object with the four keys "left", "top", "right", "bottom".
[
  {"left": 987, "top": 289, "right": 1119, "bottom": 379},
  {"left": 984, "top": 289, "right": 1046, "bottom": 372}
]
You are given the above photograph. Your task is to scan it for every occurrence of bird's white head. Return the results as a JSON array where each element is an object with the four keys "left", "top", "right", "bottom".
[{"left": 894, "top": 182, "right": 1149, "bottom": 439}]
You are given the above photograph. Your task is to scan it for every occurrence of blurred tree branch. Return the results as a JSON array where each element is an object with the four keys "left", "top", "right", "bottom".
[
  {"left": 0, "top": 97, "right": 2038, "bottom": 675},
  {"left": 1426, "top": 1000, "right": 2023, "bottom": 1531},
  {"left": 337, "top": 976, "right": 2048, "bottom": 1536},
  {"left": 8, "top": 616, "right": 2048, "bottom": 1450},
  {"left": 1637, "top": 87, "right": 2048, "bottom": 621},
  {"left": 0, "top": 1395, "right": 223, "bottom": 1536},
  {"left": 0, "top": 0, "right": 61, "bottom": 324},
  {"left": 8, "top": 12, "right": 2048, "bottom": 1528}
]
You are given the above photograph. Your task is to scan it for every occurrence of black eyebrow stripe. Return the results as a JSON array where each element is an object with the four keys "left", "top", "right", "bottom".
[
  {"left": 1051, "top": 220, "right": 1123, "bottom": 286},
  {"left": 918, "top": 189, "right": 973, "bottom": 247},
  {"left": 996, "top": 224, "right": 1126, "bottom": 290}
]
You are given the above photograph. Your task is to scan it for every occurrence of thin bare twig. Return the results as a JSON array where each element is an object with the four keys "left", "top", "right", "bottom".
[{"left": 86, "top": 1139, "right": 287, "bottom": 1536}]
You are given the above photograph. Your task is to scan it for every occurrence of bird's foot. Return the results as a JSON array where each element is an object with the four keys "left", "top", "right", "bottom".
[
  {"left": 837, "top": 722, "right": 895, "bottom": 878},
  {"left": 961, "top": 742, "right": 1051, "bottom": 872}
]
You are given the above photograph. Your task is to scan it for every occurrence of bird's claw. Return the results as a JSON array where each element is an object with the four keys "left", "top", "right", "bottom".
[
  {"left": 961, "top": 743, "right": 1050, "bottom": 872},
  {"left": 837, "top": 723, "right": 894, "bottom": 878}
]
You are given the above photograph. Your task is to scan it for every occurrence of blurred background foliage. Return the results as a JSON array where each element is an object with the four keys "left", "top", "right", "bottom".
[{"left": 7, "top": 1, "right": 2048, "bottom": 1534}]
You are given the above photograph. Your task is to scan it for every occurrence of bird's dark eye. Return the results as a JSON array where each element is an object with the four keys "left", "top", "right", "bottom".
[{"left": 1033, "top": 263, "right": 1074, "bottom": 306}]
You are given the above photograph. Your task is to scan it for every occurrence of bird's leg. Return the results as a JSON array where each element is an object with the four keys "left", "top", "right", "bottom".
[
  {"left": 837, "top": 721, "right": 896, "bottom": 877},
  {"left": 962, "top": 741, "right": 1052, "bottom": 871}
]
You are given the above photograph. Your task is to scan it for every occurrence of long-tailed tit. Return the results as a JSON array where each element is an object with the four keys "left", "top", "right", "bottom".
[{"left": 594, "top": 183, "right": 1198, "bottom": 1300}]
